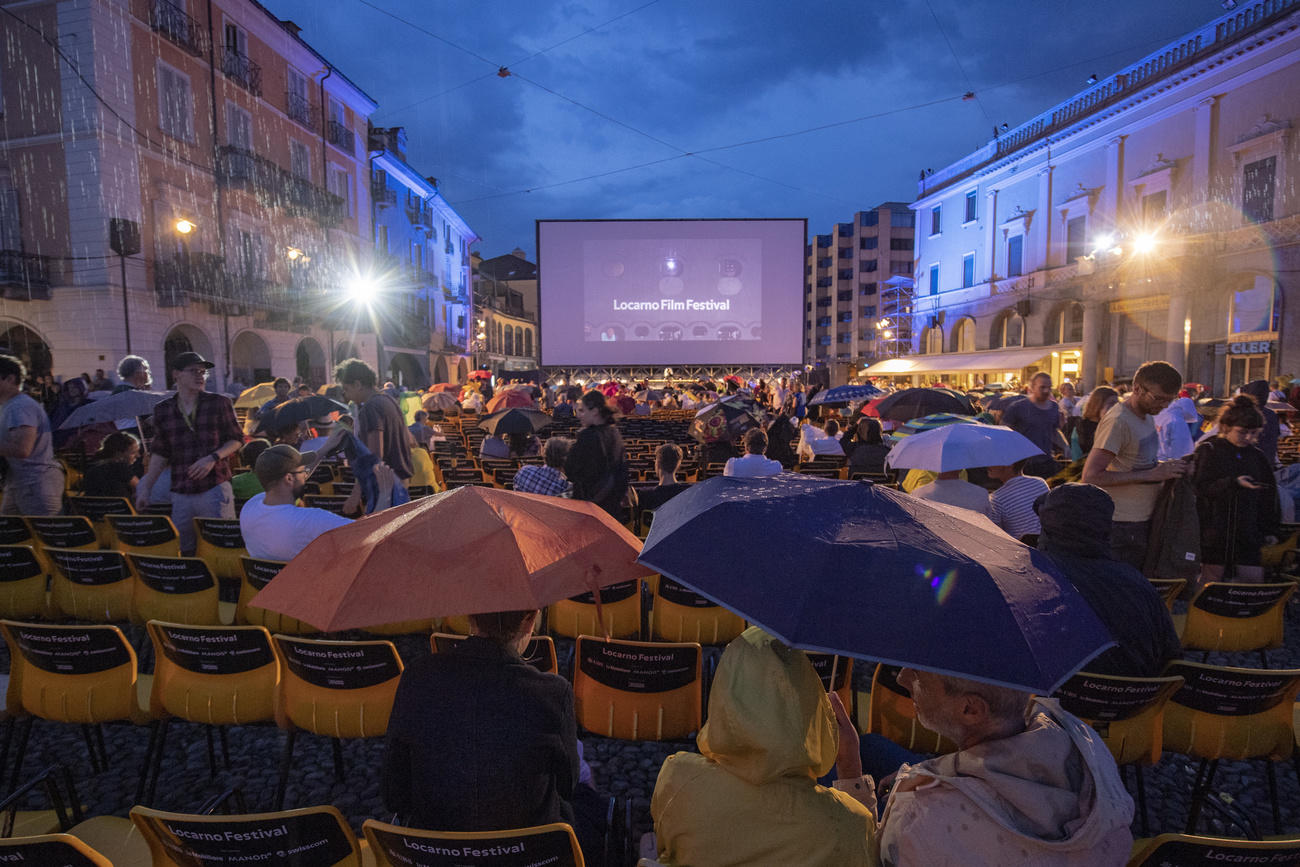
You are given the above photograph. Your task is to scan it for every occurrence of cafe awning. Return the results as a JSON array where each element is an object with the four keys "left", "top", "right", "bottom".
[{"left": 863, "top": 345, "right": 1079, "bottom": 376}]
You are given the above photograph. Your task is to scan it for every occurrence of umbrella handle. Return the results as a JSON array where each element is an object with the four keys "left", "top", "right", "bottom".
[
  {"left": 829, "top": 655, "right": 839, "bottom": 694},
  {"left": 592, "top": 582, "right": 610, "bottom": 640}
]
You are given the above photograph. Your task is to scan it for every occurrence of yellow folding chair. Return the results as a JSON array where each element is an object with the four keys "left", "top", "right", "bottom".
[
  {"left": 25, "top": 516, "right": 98, "bottom": 552},
  {"left": 363, "top": 819, "right": 584, "bottom": 867},
  {"left": 67, "top": 496, "right": 136, "bottom": 548},
  {"left": 1160, "top": 660, "right": 1300, "bottom": 835},
  {"left": 1127, "top": 833, "right": 1300, "bottom": 866},
  {"left": 1177, "top": 581, "right": 1296, "bottom": 667},
  {"left": 106, "top": 514, "right": 181, "bottom": 558},
  {"left": 0, "top": 620, "right": 150, "bottom": 791},
  {"left": 548, "top": 580, "right": 642, "bottom": 640},
  {"left": 645, "top": 575, "right": 745, "bottom": 645},
  {"left": 430, "top": 632, "right": 558, "bottom": 674},
  {"left": 1147, "top": 578, "right": 1185, "bottom": 612},
  {"left": 1053, "top": 670, "right": 1184, "bottom": 836},
  {"left": 573, "top": 636, "right": 702, "bottom": 741},
  {"left": 806, "top": 652, "right": 854, "bottom": 716},
  {"left": 237, "top": 557, "right": 318, "bottom": 634},
  {"left": 0, "top": 544, "right": 51, "bottom": 619},
  {"left": 271, "top": 635, "right": 403, "bottom": 809},
  {"left": 0, "top": 516, "right": 36, "bottom": 546},
  {"left": 192, "top": 517, "right": 248, "bottom": 584},
  {"left": 138, "top": 620, "right": 280, "bottom": 804},
  {"left": 45, "top": 548, "right": 134, "bottom": 622},
  {"left": 862, "top": 663, "right": 958, "bottom": 753},
  {"left": 131, "top": 804, "right": 363, "bottom": 866},
  {"left": 0, "top": 833, "right": 115, "bottom": 866},
  {"left": 127, "top": 554, "right": 231, "bottom": 626}
]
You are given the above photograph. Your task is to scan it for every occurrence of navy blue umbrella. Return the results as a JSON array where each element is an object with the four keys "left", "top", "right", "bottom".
[
  {"left": 639, "top": 474, "right": 1113, "bottom": 693},
  {"left": 808, "top": 384, "right": 884, "bottom": 406}
]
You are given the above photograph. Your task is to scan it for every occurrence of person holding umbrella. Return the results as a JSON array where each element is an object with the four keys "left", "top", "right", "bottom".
[{"left": 564, "top": 390, "right": 628, "bottom": 518}]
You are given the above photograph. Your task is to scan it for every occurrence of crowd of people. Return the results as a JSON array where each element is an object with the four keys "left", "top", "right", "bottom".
[{"left": 2, "top": 347, "right": 1297, "bottom": 866}]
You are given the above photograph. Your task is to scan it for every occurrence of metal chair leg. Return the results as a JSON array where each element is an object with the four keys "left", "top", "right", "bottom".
[
  {"left": 1134, "top": 765, "right": 1150, "bottom": 838},
  {"left": 5, "top": 717, "right": 34, "bottom": 793},
  {"left": 79, "top": 726, "right": 101, "bottom": 774},
  {"left": 134, "top": 721, "right": 161, "bottom": 805},
  {"left": 1185, "top": 758, "right": 1218, "bottom": 834},
  {"left": 147, "top": 719, "right": 171, "bottom": 806},
  {"left": 274, "top": 730, "right": 297, "bottom": 811},
  {"left": 1258, "top": 649, "right": 1270, "bottom": 669},
  {"left": 331, "top": 738, "right": 345, "bottom": 782},
  {"left": 94, "top": 725, "right": 108, "bottom": 770},
  {"left": 1266, "top": 761, "right": 1281, "bottom": 835},
  {"left": 218, "top": 726, "right": 231, "bottom": 769},
  {"left": 204, "top": 727, "right": 218, "bottom": 778}
]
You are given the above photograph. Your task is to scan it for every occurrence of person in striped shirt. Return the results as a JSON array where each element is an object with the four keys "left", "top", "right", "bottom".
[{"left": 988, "top": 458, "right": 1050, "bottom": 542}]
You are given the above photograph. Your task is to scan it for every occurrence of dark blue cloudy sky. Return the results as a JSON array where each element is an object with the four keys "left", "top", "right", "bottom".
[{"left": 264, "top": 0, "right": 1221, "bottom": 258}]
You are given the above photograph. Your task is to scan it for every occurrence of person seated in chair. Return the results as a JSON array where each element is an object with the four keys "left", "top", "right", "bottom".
[
  {"left": 652, "top": 627, "right": 877, "bottom": 866},
  {"left": 724, "top": 428, "right": 783, "bottom": 477}
]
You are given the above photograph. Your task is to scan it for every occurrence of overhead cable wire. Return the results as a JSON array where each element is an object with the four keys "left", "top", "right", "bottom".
[{"left": 922, "top": 0, "right": 995, "bottom": 128}]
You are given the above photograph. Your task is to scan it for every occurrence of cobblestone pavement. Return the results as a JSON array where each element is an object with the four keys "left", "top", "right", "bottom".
[{"left": 3, "top": 603, "right": 1298, "bottom": 862}]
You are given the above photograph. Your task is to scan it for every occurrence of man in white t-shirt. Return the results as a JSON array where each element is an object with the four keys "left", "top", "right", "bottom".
[
  {"left": 911, "top": 470, "right": 990, "bottom": 516},
  {"left": 724, "top": 429, "right": 783, "bottom": 478},
  {"left": 239, "top": 442, "right": 396, "bottom": 561}
]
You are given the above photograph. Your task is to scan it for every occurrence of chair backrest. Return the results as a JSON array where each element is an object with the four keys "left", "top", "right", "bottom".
[
  {"left": 1127, "top": 833, "right": 1300, "bottom": 866},
  {"left": 126, "top": 554, "right": 221, "bottom": 625},
  {"left": 1180, "top": 582, "right": 1296, "bottom": 653},
  {"left": 430, "top": 633, "right": 558, "bottom": 675},
  {"left": 646, "top": 576, "right": 745, "bottom": 645},
  {"left": 362, "top": 819, "right": 584, "bottom": 867},
  {"left": 1053, "top": 671, "right": 1185, "bottom": 766},
  {"left": 1161, "top": 660, "right": 1300, "bottom": 762},
  {"left": 146, "top": 620, "right": 279, "bottom": 725},
  {"left": 0, "top": 620, "right": 138, "bottom": 723},
  {"left": 302, "top": 495, "right": 350, "bottom": 515},
  {"left": 1148, "top": 578, "right": 1185, "bottom": 612},
  {"left": 26, "top": 516, "right": 98, "bottom": 551},
  {"left": 865, "top": 664, "right": 958, "bottom": 754},
  {"left": 0, "top": 833, "right": 113, "bottom": 866},
  {"left": 130, "top": 804, "right": 362, "bottom": 867},
  {"left": 193, "top": 517, "right": 249, "bottom": 583},
  {"left": 106, "top": 514, "right": 181, "bottom": 557},
  {"left": 548, "top": 580, "right": 642, "bottom": 640},
  {"left": 67, "top": 496, "right": 136, "bottom": 547},
  {"left": 272, "top": 635, "right": 403, "bottom": 738},
  {"left": 806, "top": 652, "right": 854, "bottom": 712},
  {"left": 573, "top": 636, "right": 702, "bottom": 741},
  {"left": 0, "top": 516, "right": 35, "bottom": 545},
  {"left": 238, "top": 557, "right": 317, "bottom": 634},
  {"left": 45, "top": 547, "right": 133, "bottom": 622},
  {"left": 0, "top": 544, "right": 51, "bottom": 619}
]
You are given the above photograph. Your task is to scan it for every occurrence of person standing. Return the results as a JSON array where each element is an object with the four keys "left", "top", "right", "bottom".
[
  {"left": 1001, "top": 372, "right": 1067, "bottom": 457},
  {"left": 1081, "top": 361, "right": 1187, "bottom": 569},
  {"left": 0, "top": 355, "right": 64, "bottom": 515},
  {"left": 113, "top": 355, "right": 153, "bottom": 393},
  {"left": 256, "top": 378, "right": 293, "bottom": 427},
  {"left": 1190, "top": 394, "right": 1280, "bottom": 582},
  {"left": 563, "top": 390, "right": 627, "bottom": 518},
  {"left": 1154, "top": 391, "right": 1199, "bottom": 460},
  {"left": 335, "top": 358, "right": 413, "bottom": 485},
  {"left": 135, "top": 352, "right": 243, "bottom": 555}
]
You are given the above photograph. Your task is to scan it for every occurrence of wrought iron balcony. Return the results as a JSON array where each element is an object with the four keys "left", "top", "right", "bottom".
[
  {"left": 372, "top": 184, "right": 397, "bottom": 206},
  {"left": 153, "top": 253, "right": 227, "bottom": 308},
  {"left": 217, "top": 147, "right": 343, "bottom": 228},
  {"left": 0, "top": 251, "right": 52, "bottom": 300},
  {"left": 327, "top": 120, "right": 355, "bottom": 154},
  {"left": 222, "top": 47, "right": 262, "bottom": 97},
  {"left": 285, "top": 91, "right": 317, "bottom": 129},
  {"left": 150, "top": 0, "right": 206, "bottom": 55}
]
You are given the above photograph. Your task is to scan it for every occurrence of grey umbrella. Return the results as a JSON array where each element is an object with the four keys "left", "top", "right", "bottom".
[{"left": 58, "top": 390, "right": 171, "bottom": 429}]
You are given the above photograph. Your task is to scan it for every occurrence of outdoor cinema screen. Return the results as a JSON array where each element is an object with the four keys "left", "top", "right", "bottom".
[{"left": 537, "top": 218, "right": 806, "bottom": 366}]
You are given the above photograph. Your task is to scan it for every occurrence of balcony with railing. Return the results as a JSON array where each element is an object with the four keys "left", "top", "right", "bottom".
[
  {"left": 285, "top": 91, "right": 317, "bottom": 130},
  {"left": 372, "top": 184, "right": 397, "bottom": 206},
  {"left": 0, "top": 251, "right": 52, "bottom": 300},
  {"left": 217, "top": 146, "right": 343, "bottom": 227},
  {"left": 327, "top": 120, "right": 355, "bottom": 154},
  {"left": 153, "top": 253, "right": 227, "bottom": 308},
  {"left": 382, "top": 318, "right": 433, "bottom": 350},
  {"left": 150, "top": 0, "right": 206, "bottom": 56},
  {"left": 222, "top": 46, "right": 262, "bottom": 97}
]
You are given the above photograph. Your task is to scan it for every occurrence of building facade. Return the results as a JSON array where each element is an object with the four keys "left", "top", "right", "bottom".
[
  {"left": 0, "top": 0, "right": 472, "bottom": 393},
  {"left": 876, "top": 0, "right": 1300, "bottom": 393},
  {"left": 369, "top": 126, "right": 475, "bottom": 387},
  {"left": 471, "top": 249, "right": 539, "bottom": 376},
  {"left": 803, "top": 202, "right": 915, "bottom": 382}
]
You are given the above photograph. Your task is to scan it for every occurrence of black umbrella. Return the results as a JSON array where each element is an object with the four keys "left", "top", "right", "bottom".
[
  {"left": 256, "top": 395, "right": 350, "bottom": 434},
  {"left": 479, "top": 408, "right": 554, "bottom": 436},
  {"left": 873, "top": 387, "right": 975, "bottom": 422}
]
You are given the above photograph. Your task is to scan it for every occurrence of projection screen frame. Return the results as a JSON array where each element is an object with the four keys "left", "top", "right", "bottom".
[{"left": 536, "top": 217, "right": 808, "bottom": 367}]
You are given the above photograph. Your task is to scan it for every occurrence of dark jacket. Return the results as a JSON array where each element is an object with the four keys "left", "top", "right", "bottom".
[
  {"left": 846, "top": 442, "right": 890, "bottom": 476},
  {"left": 1190, "top": 436, "right": 1280, "bottom": 567},
  {"left": 1036, "top": 484, "right": 1182, "bottom": 677},
  {"left": 564, "top": 423, "right": 627, "bottom": 517},
  {"left": 381, "top": 636, "right": 579, "bottom": 831},
  {"left": 765, "top": 414, "right": 797, "bottom": 468},
  {"left": 1242, "top": 380, "right": 1281, "bottom": 466}
]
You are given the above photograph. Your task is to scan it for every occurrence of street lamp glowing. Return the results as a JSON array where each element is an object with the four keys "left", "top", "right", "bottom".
[
  {"left": 174, "top": 219, "right": 195, "bottom": 235},
  {"left": 882, "top": 330, "right": 893, "bottom": 338},
  {"left": 286, "top": 247, "right": 303, "bottom": 261},
  {"left": 1133, "top": 233, "right": 1158, "bottom": 254},
  {"left": 1092, "top": 232, "right": 1115, "bottom": 252},
  {"left": 346, "top": 276, "right": 379, "bottom": 305}
]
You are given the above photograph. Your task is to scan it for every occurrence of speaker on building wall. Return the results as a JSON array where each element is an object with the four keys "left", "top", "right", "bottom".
[
  {"left": 936, "top": 310, "right": 946, "bottom": 326},
  {"left": 1016, "top": 299, "right": 1032, "bottom": 318},
  {"left": 928, "top": 316, "right": 939, "bottom": 329},
  {"left": 109, "top": 219, "right": 141, "bottom": 256}
]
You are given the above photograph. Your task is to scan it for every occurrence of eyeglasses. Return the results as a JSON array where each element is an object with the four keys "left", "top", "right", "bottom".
[
  {"left": 180, "top": 367, "right": 209, "bottom": 377},
  {"left": 291, "top": 467, "right": 311, "bottom": 477}
]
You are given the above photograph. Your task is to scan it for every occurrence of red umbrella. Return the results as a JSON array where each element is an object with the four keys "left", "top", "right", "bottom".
[
  {"left": 428, "top": 382, "right": 459, "bottom": 393},
  {"left": 600, "top": 381, "right": 620, "bottom": 397},
  {"left": 250, "top": 487, "right": 652, "bottom": 631},
  {"left": 485, "top": 388, "right": 536, "bottom": 413},
  {"left": 860, "top": 397, "right": 885, "bottom": 417}
]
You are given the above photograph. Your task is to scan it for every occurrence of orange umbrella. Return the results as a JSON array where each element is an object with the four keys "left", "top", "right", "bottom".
[
  {"left": 428, "top": 382, "right": 459, "bottom": 393},
  {"left": 485, "top": 388, "right": 535, "bottom": 413},
  {"left": 249, "top": 487, "right": 651, "bottom": 631}
]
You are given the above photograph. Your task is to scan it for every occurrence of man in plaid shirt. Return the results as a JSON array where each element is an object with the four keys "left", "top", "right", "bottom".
[
  {"left": 511, "top": 437, "right": 573, "bottom": 497},
  {"left": 136, "top": 352, "right": 244, "bottom": 554}
]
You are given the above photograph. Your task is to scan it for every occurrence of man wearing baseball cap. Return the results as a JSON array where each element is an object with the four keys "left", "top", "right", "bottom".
[
  {"left": 136, "top": 351, "right": 243, "bottom": 554},
  {"left": 239, "top": 437, "right": 396, "bottom": 561}
]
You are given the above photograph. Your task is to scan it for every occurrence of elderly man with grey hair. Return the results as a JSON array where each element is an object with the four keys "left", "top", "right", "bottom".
[
  {"left": 829, "top": 666, "right": 1134, "bottom": 866},
  {"left": 113, "top": 355, "right": 153, "bottom": 393},
  {"left": 511, "top": 437, "right": 573, "bottom": 497}
]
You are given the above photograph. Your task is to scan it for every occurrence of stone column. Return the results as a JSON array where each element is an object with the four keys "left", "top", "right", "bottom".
[
  {"left": 1192, "top": 96, "right": 1218, "bottom": 204},
  {"left": 1103, "top": 136, "right": 1126, "bottom": 231},
  {"left": 984, "top": 189, "right": 999, "bottom": 282},
  {"left": 1165, "top": 291, "right": 1190, "bottom": 375},
  {"left": 1081, "top": 301, "right": 1103, "bottom": 389},
  {"left": 1036, "top": 167, "right": 1054, "bottom": 270}
]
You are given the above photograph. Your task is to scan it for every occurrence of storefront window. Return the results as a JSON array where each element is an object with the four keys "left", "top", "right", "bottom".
[{"left": 1228, "top": 276, "right": 1281, "bottom": 334}]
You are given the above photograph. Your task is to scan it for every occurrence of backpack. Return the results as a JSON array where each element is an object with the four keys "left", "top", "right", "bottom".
[{"left": 1143, "top": 475, "right": 1200, "bottom": 580}]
